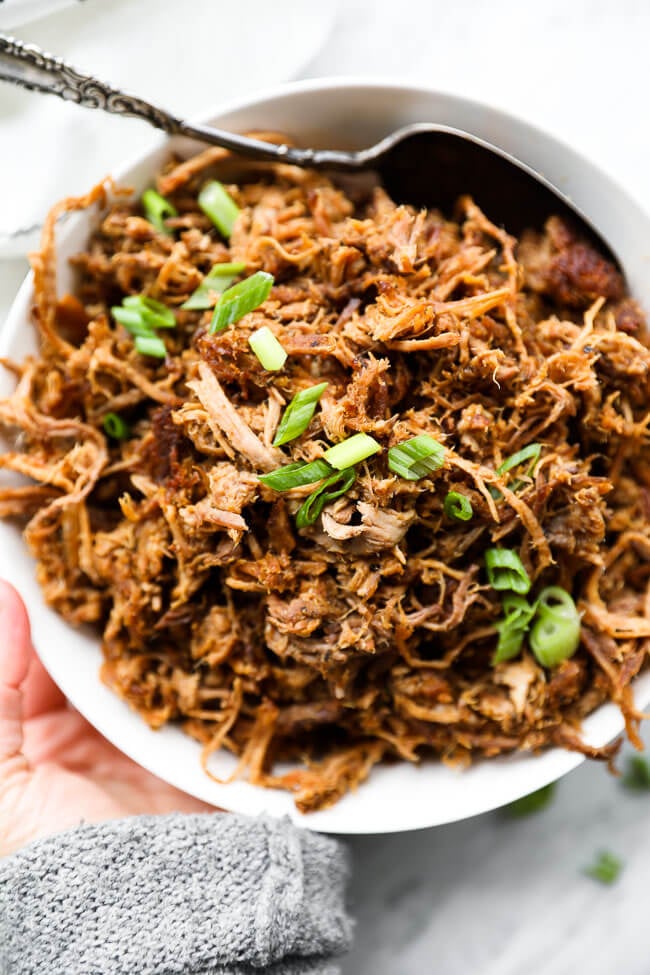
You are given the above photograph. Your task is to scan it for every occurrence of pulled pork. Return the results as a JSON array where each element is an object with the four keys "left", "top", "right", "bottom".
[{"left": 2, "top": 146, "right": 649, "bottom": 812}]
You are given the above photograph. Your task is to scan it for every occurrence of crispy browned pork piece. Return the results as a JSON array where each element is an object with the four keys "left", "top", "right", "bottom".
[{"left": 2, "top": 145, "right": 650, "bottom": 812}]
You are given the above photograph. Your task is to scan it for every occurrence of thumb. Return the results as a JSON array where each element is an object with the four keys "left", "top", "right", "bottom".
[{"left": 0, "top": 580, "right": 32, "bottom": 771}]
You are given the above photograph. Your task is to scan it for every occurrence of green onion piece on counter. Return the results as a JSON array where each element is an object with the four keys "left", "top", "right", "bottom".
[
  {"left": 102, "top": 412, "right": 130, "bottom": 441},
  {"left": 123, "top": 295, "right": 176, "bottom": 329},
  {"left": 388, "top": 435, "right": 445, "bottom": 481},
  {"left": 504, "top": 783, "right": 556, "bottom": 817},
  {"left": 497, "top": 443, "right": 542, "bottom": 479},
  {"left": 529, "top": 586, "right": 581, "bottom": 667},
  {"left": 324, "top": 433, "right": 381, "bottom": 471},
  {"left": 444, "top": 491, "right": 473, "bottom": 522},
  {"left": 134, "top": 334, "right": 167, "bottom": 358},
  {"left": 198, "top": 180, "right": 240, "bottom": 238},
  {"left": 485, "top": 548, "right": 531, "bottom": 595},
  {"left": 622, "top": 755, "right": 650, "bottom": 791},
  {"left": 181, "top": 262, "right": 247, "bottom": 310},
  {"left": 273, "top": 382, "right": 329, "bottom": 447},
  {"left": 296, "top": 468, "right": 357, "bottom": 529},
  {"left": 111, "top": 306, "right": 153, "bottom": 335},
  {"left": 209, "top": 271, "right": 274, "bottom": 333},
  {"left": 492, "top": 594, "right": 537, "bottom": 664},
  {"left": 249, "top": 326, "right": 287, "bottom": 371},
  {"left": 258, "top": 458, "right": 333, "bottom": 492},
  {"left": 584, "top": 851, "right": 623, "bottom": 885},
  {"left": 142, "top": 188, "right": 177, "bottom": 235}
]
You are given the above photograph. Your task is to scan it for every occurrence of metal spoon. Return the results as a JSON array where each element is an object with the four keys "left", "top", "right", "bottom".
[{"left": 0, "top": 34, "right": 617, "bottom": 262}]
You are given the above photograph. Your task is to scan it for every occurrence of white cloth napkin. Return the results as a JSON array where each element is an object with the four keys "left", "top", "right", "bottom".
[{"left": 0, "top": 0, "right": 337, "bottom": 256}]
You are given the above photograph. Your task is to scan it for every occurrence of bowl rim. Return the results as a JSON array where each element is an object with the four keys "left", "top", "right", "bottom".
[{"left": 3, "top": 76, "right": 649, "bottom": 833}]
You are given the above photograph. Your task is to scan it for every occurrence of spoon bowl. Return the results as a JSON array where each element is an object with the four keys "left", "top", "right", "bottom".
[
  {"left": 0, "top": 36, "right": 622, "bottom": 264},
  {"left": 369, "top": 124, "right": 619, "bottom": 263}
]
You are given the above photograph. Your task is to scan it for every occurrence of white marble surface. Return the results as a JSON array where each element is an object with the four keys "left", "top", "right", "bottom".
[
  {"left": 2, "top": 2, "right": 650, "bottom": 972},
  {"left": 343, "top": 738, "right": 650, "bottom": 975}
]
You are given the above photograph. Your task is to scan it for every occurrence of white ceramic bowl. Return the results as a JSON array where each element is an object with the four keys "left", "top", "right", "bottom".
[{"left": 2, "top": 80, "right": 650, "bottom": 834}]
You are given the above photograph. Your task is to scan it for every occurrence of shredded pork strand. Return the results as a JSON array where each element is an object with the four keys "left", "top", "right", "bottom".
[{"left": 2, "top": 147, "right": 650, "bottom": 812}]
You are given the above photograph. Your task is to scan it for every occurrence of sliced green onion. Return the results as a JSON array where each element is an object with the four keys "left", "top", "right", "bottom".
[
  {"left": 622, "top": 755, "right": 650, "bottom": 791},
  {"left": 529, "top": 586, "right": 581, "bottom": 667},
  {"left": 497, "top": 443, "right": 542, "bottom": 478},
  {"left": 493, "top": 624, "right": 526, "bottom": 664},
  {"left": 181, "top": 262, "right": 247, "bottom": 310},
  {"left": 142, "top": 188, "right": 177, "bottom": 235},
  {"left": 134, "top": 334, "right": 167, "bottom": 358},
  {"left": 273, "top": 382, "right": 328, "bottom": 447},
  {"left": 536, "top": 586, "right": 579, "bottom": 617},
  {"left": 502, "top": 593, "right": 537, "bottom": 629},
  {"left": 485, "top": 548, "right": 531, "bottom": 595},
  {"left": 249, "top": 326, "right": 287, "bottom": 371},
  {"left": 209, "top": 271, "right": 274, "bottom": 334},
  {"left": 492, "top": 594, "right": 537, "bottom": 664},
  {"left": 324, "top": 433, "right": 381, "bottom": 471},
  {"left": 388, "top": 435, "right": 445, "bottom": 481},
  {"left": 444, "top": 491, "right": 473, "bottom": 521},
  {"left": 123, "top": 295, "right": 176, "bottom": 329},
  {"left": 296, "top": 468, "right": 356, "bottom": 529},
  {"left": 258, "top": 458, "right": 333, "bottom": 492},
  {"left": 505, "top": 783, "right": 556, "bottom": 817},
  {"left": 537, "top": 617, "right": 578, "bottom": 659},
  {"left": 103, "top": 412, "right": 130, "bottom": 441},
  {"left": 198, "top": 180, "right": 240, "bottom": 239},
  {"left": 112, "top": 295, "right": 175, "bottom": 359},
  {"left": 491, "top": 443, "right": 542, "bottom": 497},
  {"left": 111, "top": 306, "right": 153, "bottom": 335},
  {"left": 584, "top": 851, "right": 623, "bottom": 885}
]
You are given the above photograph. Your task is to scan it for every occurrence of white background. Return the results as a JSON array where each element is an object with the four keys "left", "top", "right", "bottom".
[{"left": 2, "top": 2, "right": 650, "bottom": 973}]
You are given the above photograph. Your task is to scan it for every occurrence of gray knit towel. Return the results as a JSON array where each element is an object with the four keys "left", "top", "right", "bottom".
[{"left": 0, "top": 812, "right": 352, "bottom": 975}]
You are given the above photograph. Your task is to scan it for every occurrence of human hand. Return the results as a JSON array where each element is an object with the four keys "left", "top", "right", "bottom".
[{"left": 0, "top": 580, "right": 211, "bottom": 857}]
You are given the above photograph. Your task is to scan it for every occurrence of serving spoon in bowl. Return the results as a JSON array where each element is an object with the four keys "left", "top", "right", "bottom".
[{"left": 0, "top": 34, "right": 618, "bottom": 263}]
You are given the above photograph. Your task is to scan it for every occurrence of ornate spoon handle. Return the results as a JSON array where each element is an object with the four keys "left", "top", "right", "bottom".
[{"left": 0, "top": 34, "right": 360, "bottom": 169}]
